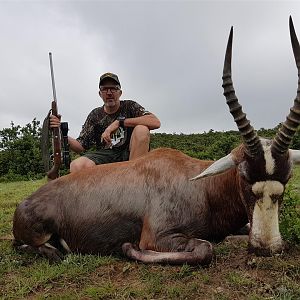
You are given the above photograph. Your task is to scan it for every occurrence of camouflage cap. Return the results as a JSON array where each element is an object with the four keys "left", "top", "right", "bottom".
[{"left": 99, "top": 72, "right": 121, "bottom": 88}]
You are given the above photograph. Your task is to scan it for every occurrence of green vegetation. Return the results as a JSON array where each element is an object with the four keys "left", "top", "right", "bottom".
[
  {"left": 280, "top": 166, "right": 300, "bottom": 243},
  {"left": 1, "top": 120, "right": 299, "bottom": 181},
  {"left": 0, "top": 119, "right": 44, "bottom": 182}
]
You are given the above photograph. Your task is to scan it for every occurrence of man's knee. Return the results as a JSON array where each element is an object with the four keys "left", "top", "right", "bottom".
[
  {"left": 70, "top": 157, "right": 96, "bottom": 173},
  {"left": 131, "top": 125, "right": 150, "bottom": 144},
  {"left": 129, "top": 125, "right": 151, "bottom": 160}
]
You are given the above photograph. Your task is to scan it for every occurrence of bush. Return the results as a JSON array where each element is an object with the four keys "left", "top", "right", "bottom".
[
  {"left": 0, "top": 119, "right": 44, "bottom": 180},
  {"left": 0, "top": 120, "right": 299, "bottom": 181}
]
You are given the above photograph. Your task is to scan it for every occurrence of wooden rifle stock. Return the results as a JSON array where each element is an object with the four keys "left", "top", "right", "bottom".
[{"left": 47, "top": 53, "right": 62, "bottom": 180}]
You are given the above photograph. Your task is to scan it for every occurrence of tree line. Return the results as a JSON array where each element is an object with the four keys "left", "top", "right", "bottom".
[{"left": 0, "top": 119, "right": 299, "bottom": 182}]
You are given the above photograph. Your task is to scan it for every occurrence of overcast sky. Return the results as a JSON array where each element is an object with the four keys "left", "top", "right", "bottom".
[{"left": 1, "top": 0, "right": 300, "bottom": 137}]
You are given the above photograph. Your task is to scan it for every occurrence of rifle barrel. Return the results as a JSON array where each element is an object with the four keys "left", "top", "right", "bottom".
[
  {"left": 47, "top": 52, "right": 61, "bottom": 180},
  {"left": 49, "top": 52, "right": 57, "bottom": 103}
]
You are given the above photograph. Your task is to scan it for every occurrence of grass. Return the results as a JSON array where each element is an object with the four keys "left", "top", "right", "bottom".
[{"left": 0, "top": 167, "right": 300, "bottom": 299}]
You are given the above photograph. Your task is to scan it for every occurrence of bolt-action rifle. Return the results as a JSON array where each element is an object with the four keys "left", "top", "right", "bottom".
[{"left": 41, "top": 52, "right": 70, "bottom": 180}]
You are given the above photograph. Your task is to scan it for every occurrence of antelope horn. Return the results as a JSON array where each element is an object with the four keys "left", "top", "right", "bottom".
[
  {"left": 272, "top": 16, "right": 300, "bottom": 155},
  {"left": 222, "top": 27, "right": 262, "bottom": 157}
]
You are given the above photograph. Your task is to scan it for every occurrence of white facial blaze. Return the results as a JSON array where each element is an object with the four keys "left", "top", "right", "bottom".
[
  {"left": 251, "top": 181, "right": 284, "bottom": 252},
  {"left": 263, "top": 143, "right": 275, "bottom": 175}
]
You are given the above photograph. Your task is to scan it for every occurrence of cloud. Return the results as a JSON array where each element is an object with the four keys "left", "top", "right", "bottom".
[{"left": 1, "top": 0, "right": 300, "bottom": 138}]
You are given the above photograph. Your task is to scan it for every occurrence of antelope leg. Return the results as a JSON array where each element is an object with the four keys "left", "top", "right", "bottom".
[{"left": 122, "top": 238, "right": 213, "bottom": 266}]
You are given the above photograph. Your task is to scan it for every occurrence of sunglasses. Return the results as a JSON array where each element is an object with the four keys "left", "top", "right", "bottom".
[{"left": 100, "top": 86, "right": 120, "bottom": 93}]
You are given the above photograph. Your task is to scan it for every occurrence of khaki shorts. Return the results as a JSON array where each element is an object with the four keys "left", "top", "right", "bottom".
[{"left": 82, "top": 148, "right": 130, "bottom": 165}]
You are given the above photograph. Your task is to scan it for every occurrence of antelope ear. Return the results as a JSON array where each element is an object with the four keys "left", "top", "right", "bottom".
[
  {"left": 290, "top": 149, "right": 300, "bottom": 164},
  {"left": 190, "top": 154, "right": 237, "bottom": 181}
]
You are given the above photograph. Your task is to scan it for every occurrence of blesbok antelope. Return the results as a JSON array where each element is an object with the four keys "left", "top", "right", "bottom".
[{"left": 13, "top": 17, "right": 300, "bottom": 265}]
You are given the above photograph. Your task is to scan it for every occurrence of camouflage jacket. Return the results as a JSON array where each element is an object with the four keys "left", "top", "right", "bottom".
[{"left": 77, "top": 100, "right": 150, "bottom": 150}]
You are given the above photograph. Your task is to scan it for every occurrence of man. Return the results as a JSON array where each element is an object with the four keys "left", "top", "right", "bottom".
[{"left": 50, "top": 72, "right": 161, "bottom": 173}]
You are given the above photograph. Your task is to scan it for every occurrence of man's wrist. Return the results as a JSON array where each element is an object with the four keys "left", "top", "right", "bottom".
[{"left": 117, "top": 116, "right": 126, "bottom": 128}]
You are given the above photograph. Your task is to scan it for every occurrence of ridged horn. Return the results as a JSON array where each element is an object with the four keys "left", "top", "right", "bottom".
[
  {"left": 222, "top": 27, "right": 262, "bottom": 157},
  {"left": 271, "top": 16, "right": 300, "bottom": 155}
]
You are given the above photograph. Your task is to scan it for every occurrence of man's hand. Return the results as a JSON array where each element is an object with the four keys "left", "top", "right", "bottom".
[
  {"left": 49, "top": 114, "right": 61, "bottom": 128},
  {"left": 101, "top": 120, "right": 119, "bottom": 146}
]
